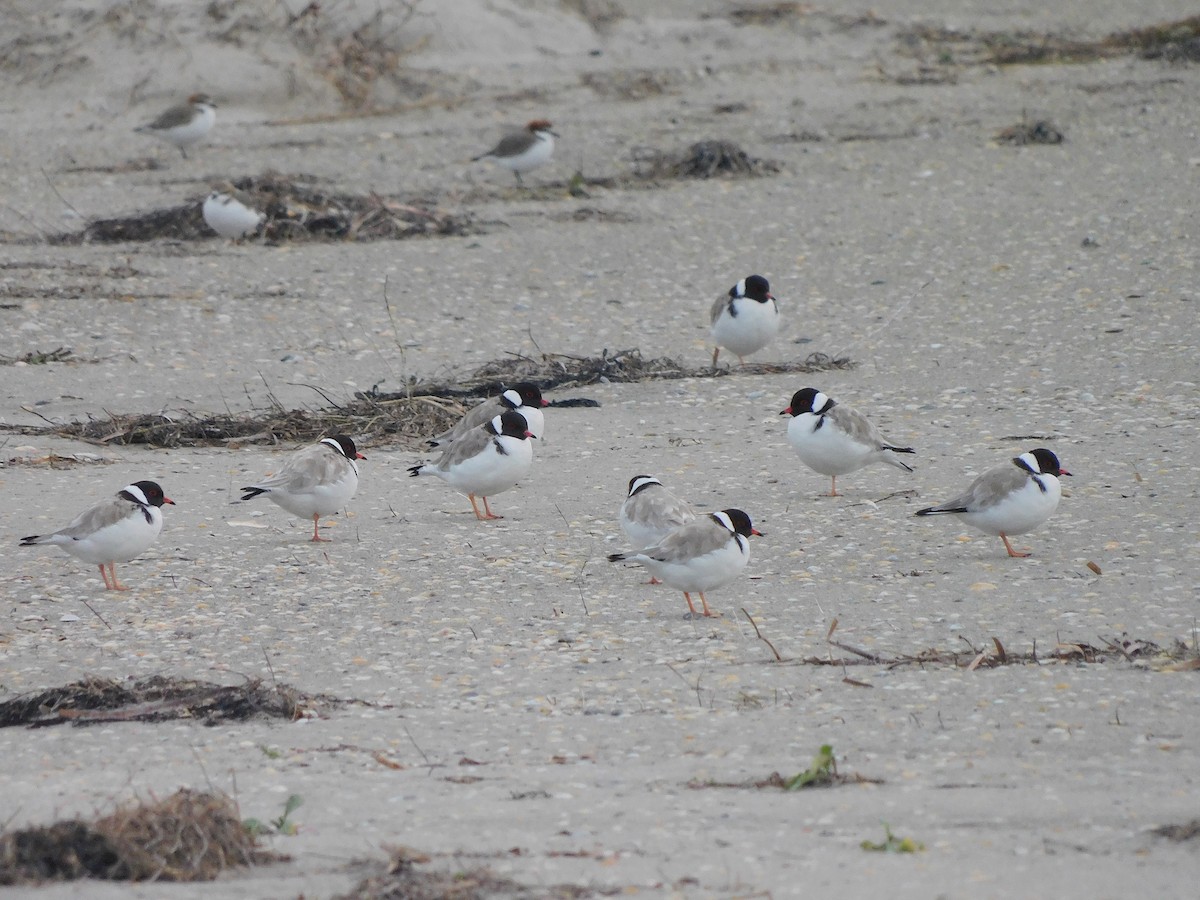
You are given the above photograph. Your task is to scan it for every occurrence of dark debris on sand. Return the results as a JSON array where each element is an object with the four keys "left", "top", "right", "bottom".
[
  {"left": 333, "top": 845, "right": 594, "bottom": 900},
  {"left": 3, "top": 349, "right": 853, "bottom": 449},
  {"left": 0, "top": 675, "right": 332, "bottom": 728},
  {"left": 632, "top": 140, "right": 781, "bottom": 179},
  {"left": 995, "top": 119, "right": 1064, "bottom": 145},
  {"left": 0, "top": 789, "right": 282, "bottom": 884},
  {"left": 53, "top": 171, "right": 475, "bottom": 244}
]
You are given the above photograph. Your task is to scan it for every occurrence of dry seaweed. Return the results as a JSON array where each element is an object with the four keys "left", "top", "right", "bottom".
[
  {"left": 1152, "top": 820, "right": 1200, "bottom": 842},
  {"left": 0, "top": 346, "right": 78, "bottom": 365},
  {"left": 334, "top": 846, "right": 593, "bottom": 900},
  {"left": 8, "top": 395, "right": 465, "bottom": 450},
  {"left": 0, "top": 789, "right": 281, "bottom": 884},
  {"left": 632, "top": 140, "right": 781, "bottom": 179},
  {"left": 995, "top": 119, "right": 1064, "bottom": 145},
  {"left": 53, "top": 172, "right": 475, "bottom": 245},
  {"left": 901, "top": 14, "right": 1200, "bottom": 67},
  {"left": 2, "top": 349, "right": 854, "bottom": 449},
  {"left": 690, "top": 770, "right": 883, "bottom": 790},
  {"left": 0, "top": 675, "right": 331, "bottom": 728},
  {"left": 367, "top": 348, "right": 854, "bottom": 402}
]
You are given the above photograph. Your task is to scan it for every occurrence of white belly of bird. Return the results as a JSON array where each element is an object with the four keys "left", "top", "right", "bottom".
[
  {"left": 963, "top": 477, "right": 1061, "bottom": 536},
  {"left": 501, "top": 136, "right": 554, "bottom": 174},
  {"left": 268, "top": 473, "right": 358, "bottom": 520},
  {"left": 438, "top": 438, "right": 532, "bottom": 497},
  {"left": 57, "top": 510, "right": 163, "bottom": 565},
  {"left": 788, "top": 414, "right": 875, "bottom": 476},
  {"left": 711, "top": 301, "right": 779, "bottom": 358},
  {"left": 204, "top": 196, "right": 262, "bottom": 238},
  {"left": 640, "top": 540, "right": 749, "bottom": 593},
  {"left": 160, "top": 106, "right": 215, "bottom": 148}
]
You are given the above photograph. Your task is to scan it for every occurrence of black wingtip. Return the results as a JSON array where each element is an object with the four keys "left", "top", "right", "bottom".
[
  {"left": 886, "top": 445, "right": 916, "bottom": 455},
  {"left": 239, "top": 487, "right": 266, "bottom": 501},
  {"left": 19, "top": 535, "right": 39, "bottom": 546},
  {"left": 607, "top": 553, "right": 627, "bottom": 563},
  {"left": 915, "top": 506, "right": 967, "bottom": 517},
  {"left": 408, "top": 465, "right": 424, "bottom": 478}
]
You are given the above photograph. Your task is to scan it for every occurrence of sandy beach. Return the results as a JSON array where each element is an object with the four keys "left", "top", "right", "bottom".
[{"left": 2, "top": 1, "right": 1199, "bottom": 896}]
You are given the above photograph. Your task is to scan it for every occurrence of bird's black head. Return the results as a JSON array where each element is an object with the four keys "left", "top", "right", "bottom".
[
  {"left": 1019, "top": 447, "right": 1071, "bottom": 477},
  {"left": 514, "top": 382, "right": 547, "bottom": 408},
  {"left": 626, "top": 475, "right": 661, "bottom": 497},
  {"left": 742, "top": 274, "right": 772, "bottom": 302},
  {"left": 126, "top": 480, "right": 174, "bottom": 507},
  {"left": 716, "top": 508, "right": 762, "bottom": 538},
  {"left": 780, "top": 387, "right": 834, "bottom": 417},
  {"left": 326, "top": 435, "right": 366, "bottom": 460},
  {"left": 496, "top": 410, "right": 534, "bottom": 439}
]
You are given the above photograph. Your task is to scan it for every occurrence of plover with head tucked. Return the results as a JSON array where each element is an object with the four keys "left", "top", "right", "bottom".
[{"left": 203, "top": 185, "right": 264, "bottom": 239}]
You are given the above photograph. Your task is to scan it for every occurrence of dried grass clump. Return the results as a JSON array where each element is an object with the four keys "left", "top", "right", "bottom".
[
  {"left": 995, "top": 119, "right": 1064, "bottom": 145},
  {"left": 4, "top": 349, "right": 853, "bottom": 450},
  {"left": 56, "top": 172, "right": 473, "bottom": 245},
  {"left": 13, "top": 395, "right": 464, "bottom": 450},
  {"left": 0, "top": 789, "right": 279, "bottom": 884},
  {"left": 334, "top": 845, "right": 589, "bottom": 900},
  {"left": 634, "top": 140, "right": 781, "bottom": 179},
  {"left": 900, "top": 14, "right": 1200, "bottom": 67},
  {"left": 387, "top": 348, "right": 852, "bottom": 401},
  {"left": 0, "top": 675, "right": 324, "bottom": 728}
]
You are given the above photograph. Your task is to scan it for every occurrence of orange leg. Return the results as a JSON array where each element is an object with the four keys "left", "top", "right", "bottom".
[
  {"left": 645, "top": 576, "right": 663, "bottom": 585},
  {"left": 712, "top": 347, "right": 720, "bottom": 367},
  {"left": 1000, "top": 533, "right": 1030, "bottom": 558},
  {"left": 467, "top": 494, "right": 486, "bottom": 520},
  {"left": 682, "top": 592, "right": 699, "bottom": 617},
  {"left": 103, "top": 563, "right": 129, "bottom": 591},
  {"left": 698, "top": 592, "right": 715, "bottom": 617},
  {"left": 310, "top": 513, "right": 331, "bottom": 542},
  {"left": 827, "top": 475, "right": 840, "bottom": 497},
  {"left": 480, "top": 496, "right": 502, "bottom": 520}
]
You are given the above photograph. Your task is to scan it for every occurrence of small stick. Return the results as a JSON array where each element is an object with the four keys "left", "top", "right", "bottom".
[
  {"left": 742, "top": 608, "right": 782, "bottom": 662},
  {"left": 81, "top": 598, "right": 111, "bottom": 630}
]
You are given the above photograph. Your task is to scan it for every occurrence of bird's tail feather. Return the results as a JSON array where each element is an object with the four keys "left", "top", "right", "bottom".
[{"left": 915, "top": 505, "right": 967, "bottom": 517}]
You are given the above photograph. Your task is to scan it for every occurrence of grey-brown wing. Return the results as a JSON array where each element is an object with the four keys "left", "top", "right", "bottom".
[
  {"left": 430, "top": 398, "right": 499, "bottom": 444},
  {"left": 940, "top": 464, "right": 1027, "bottom": 512},
  {"left": 252, "top": 443, "right": 347, "bottom": 494},
  {"left": 433, "top": 424, "right": 493, "bottom": 470},
  {"left": 144, "top": 103, "right": 193, "bottom": 129},
  {"left": 485, "top": 131, "right": 532, "bottom": 158},
  {"left": 629, "top": 489, "right": 695, "bottom": 532},
  {"left": 53, "top": 495, "right": 139, "bottom": 538},
  {"left": 643, "top": 518, "right": 728, "bottom": 563},
  {"left": 709, "top": 294, "right": 730, "bottom": 326},
  {"left": 828, "top": 404, "right": 886, "bottom": 449}
]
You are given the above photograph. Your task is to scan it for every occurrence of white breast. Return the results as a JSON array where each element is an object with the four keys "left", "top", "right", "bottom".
[
  {"left": 711, "top": 297, "right": 779, "bottom": 357},
  {"left": 437, "top": 436, "right": 532, "bottom": 497}
]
